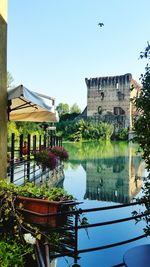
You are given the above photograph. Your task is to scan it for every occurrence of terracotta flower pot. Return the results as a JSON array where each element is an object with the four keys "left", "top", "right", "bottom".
[{"left": 16, "top": 196, "right": 74, "bottom": 228}]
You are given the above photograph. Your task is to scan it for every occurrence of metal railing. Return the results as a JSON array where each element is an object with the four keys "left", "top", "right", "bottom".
[
  {"left": 7, "top": 133, "right": 62, "bottom": 183},
  {"left": 7, "top": 133, "right": 149, "bottom": 266},
  {"left": 23, "top": 199, "right": 149, "bottom": 267}
]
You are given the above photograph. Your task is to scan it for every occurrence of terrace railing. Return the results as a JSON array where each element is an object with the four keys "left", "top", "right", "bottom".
[
  {"left": 7, "top": 133, "right": 62, "bottom": 184},
  {"left": 33, "top": 199, "right": 149, "bottom": 267}
]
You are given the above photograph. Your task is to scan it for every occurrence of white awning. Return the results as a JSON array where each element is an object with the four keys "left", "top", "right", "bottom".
[{"left": 7, "top": 85, "right": 59, "bottom": 122}]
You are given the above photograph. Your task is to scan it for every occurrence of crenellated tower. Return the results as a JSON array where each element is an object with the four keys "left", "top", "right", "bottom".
[{"left": 85, "top": 73, "right": 140, "bottom": 129}]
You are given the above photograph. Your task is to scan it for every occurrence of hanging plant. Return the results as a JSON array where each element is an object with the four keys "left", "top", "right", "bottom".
[
  {"left": 50, "top": 146, "right": 69, "bottom": 161},
  {"left": 34, "top": 150, "right": 57, "bottom": 170}
]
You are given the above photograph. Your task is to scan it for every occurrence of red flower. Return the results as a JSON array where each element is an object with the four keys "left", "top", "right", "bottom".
[
  {"left": 34, "top": 150, "right": 57, "bottom": 170},
  {"left": 50, "top": 146, "right": 69, "bottom": 161}
]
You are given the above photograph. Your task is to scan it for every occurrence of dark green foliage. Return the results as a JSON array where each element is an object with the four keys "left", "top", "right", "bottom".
[
  {"left": 16, "top": 122, "right": 44, "bottom": 138},
  {"left": 0, "top": 180, "right": 75, "bottom": 266},
  {"left": 139, "top": 42, "right": 150, "bottom": 59},
  {"left": 60, "top": 112, "right": 80, "bottom": 121},
  {"left": 0, "top": 181, "right": 35, "bottom": 266},
  {"left": 0, "top": 240, "right": 32, "bottom": 267},
  {"left": 133, "top": 57, "right": 150, "bottom": 167},
  {"left": 132, "top": 43, "right": 150, "bottom": 235},
  {"left": 116, "top": 128, "right": 128, "bottom": 141},
  {"left": 56, "top": 119, "right": 114, "bottom": 141}
]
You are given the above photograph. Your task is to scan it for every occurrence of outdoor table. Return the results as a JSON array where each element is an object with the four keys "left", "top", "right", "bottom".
[{"left": 123, "top": 244, "right": 150, "bottom": 267}]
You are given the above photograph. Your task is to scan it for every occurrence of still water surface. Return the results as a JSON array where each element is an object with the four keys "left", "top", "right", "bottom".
[{"left": 53, "top": 141, "right": 150, "bottom": 267}]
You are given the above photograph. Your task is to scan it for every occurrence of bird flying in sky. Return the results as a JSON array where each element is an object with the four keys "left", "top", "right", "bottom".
[{"left": 98, "top": 23, "right": 104, "bottom": 27}]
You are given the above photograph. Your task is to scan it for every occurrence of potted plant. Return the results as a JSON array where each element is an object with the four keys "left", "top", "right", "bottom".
[
  {"left": 50, "top": 146, "right": 69, "bottom": 161},
  {"left": 0, "top": 181, "right": 86, "bottom": 266},
  {"left": 16, "top": 183, "right": 75, "bottom": 227},
  {"left": 0, "top": 180, "right": 75, "bottom": 227},
  {"left": 34, "top": 146, "right": 69, "bottom": 170},
  {"left": 34, "top": 150, "right": 57, "bottom": 170},
  {"left": 0, "top": 180, "right": 76, "bottom": 266}
]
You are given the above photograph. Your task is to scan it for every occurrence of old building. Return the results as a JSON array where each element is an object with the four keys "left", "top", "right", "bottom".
[{"left": 85, "top": 73, "right": 140, "bottom": 130}]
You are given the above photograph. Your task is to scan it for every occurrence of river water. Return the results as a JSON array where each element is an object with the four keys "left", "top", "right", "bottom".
[{"left": 53, "top": 141, "right": 150, "bottom": 267}]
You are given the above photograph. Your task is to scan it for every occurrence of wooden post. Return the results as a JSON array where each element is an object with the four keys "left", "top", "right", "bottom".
[
  {"left": 0, "top": 1, "right": 8, "bottom": 180},
  {"left": 39, "top": 135, "right": 42, "bottom": 151},
  {"left": 10, "top": 133, "right": 15, "bottom": 183},
  {"left": 33, "top": 135, "right": 36, "bottom": 153},
  {"left": 44, "top": 134, "right": 46, "bottom": 149},
  {"left": 20, "top": 134, "right": 24, "bottom": 161},
  {"left": 27, "top": 134, "right": 31, "bottom": 180}
]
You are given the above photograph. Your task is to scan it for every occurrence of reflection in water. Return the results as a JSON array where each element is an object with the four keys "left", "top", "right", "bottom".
[
  {"left": 55, "top": 142, "right": 148, "bottom": 267},
  {"left": 64, "top": 142, "right": 145, "bottom": 204},
  {"left": 84, "top": 156, "right": 142, "bottom": 204}
]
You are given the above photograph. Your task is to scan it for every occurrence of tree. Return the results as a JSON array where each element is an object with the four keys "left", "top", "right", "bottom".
[
  {"left": 15, "top": 121, "right": 43, "bottom": 138},
  {"left": 133, "top": 43, "right": 150, "bottom": 167},
  {"left": 56, "top": 119, "right": 113, "bottom": 141},
  {"left": 70, "top": 103, "right": 81, "bottom": 114},
  {"left": 56, "top": 103, "right": 69, "bottom": 116},
  {"left": 132, "top": 43, "right": 150, "bottom": 236},
  {"left": 7, "top": 121, "right": 19, "bottom": 145},
  {"left": 7, "top": 72, "right": 14, "bottom": 89}
]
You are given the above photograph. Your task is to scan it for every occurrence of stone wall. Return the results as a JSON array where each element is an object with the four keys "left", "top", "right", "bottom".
[{"left": 85, "top": 73, "right": 140, "bottom": 129}]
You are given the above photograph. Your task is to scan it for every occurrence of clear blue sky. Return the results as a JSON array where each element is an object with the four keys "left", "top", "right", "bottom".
[{"left": 8, "top": 0, "right": 150, "bottom": 111}]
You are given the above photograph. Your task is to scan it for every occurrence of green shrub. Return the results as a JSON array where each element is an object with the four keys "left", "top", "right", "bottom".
[
  {"left": 0, "top": 180, "right": 74, "bottom": 201},
  {"left": 0, "top": 240, "right": 33, "bottom": 267},
  {"left": 117, "top": 128, "right": 128, "bottom": 140},
  {"left": 56, "top": 119, "right": 114, "bottom": 141}
]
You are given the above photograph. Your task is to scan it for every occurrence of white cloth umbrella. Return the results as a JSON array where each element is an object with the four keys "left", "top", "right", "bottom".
[{"left": 7, "top": 85, "right": 59, "bottom": 122}]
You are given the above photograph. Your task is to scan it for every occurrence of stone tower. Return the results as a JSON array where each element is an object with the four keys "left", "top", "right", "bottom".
[{"left": 85, "top": 73, "right": 140, "bottom": 129}]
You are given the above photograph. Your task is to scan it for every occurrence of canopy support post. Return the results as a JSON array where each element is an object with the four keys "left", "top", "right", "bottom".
[{"left": 0, "top": 1, "right": 8, "bottom": 180}]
